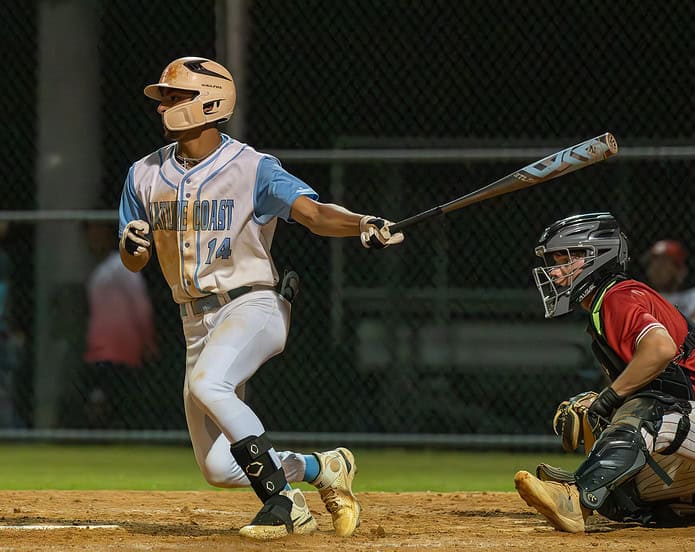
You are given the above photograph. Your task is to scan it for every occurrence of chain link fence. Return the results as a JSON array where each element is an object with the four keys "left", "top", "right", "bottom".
[{"left": 2, "top": 1, "right": 695, "bottom": 447}]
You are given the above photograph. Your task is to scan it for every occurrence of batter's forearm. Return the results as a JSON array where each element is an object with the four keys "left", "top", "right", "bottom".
[
  {"left": 292, "top": 199, "right": 363, "bottom": 237},
  {"left": 308, "top": 204, "right": 362, "bottom": 237}
]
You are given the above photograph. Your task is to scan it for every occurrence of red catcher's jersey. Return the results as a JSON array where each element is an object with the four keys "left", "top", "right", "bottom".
[{"left": 601, "top": 279, "right": 695, "bottom": 392}]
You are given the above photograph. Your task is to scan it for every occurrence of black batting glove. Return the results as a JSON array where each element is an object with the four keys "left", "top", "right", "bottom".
[{"left": 588, "top": 386, "right": 624, "bottom": 421}]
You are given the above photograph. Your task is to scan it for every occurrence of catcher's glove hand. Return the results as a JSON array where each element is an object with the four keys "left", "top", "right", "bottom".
[{"left": 552, "top": 391, "right": 604, "bottom": 453}]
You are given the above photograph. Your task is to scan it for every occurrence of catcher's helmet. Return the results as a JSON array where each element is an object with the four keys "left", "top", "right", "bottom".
[
  {"left": 533, "top": 212, "right": 629, "bottom": 318},
  {"left": 144, "top": 57, "right": 236, "bottom": 132}
]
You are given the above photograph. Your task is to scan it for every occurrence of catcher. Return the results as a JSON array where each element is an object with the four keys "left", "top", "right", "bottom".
[{"left": 515, "top": 212, "right": 695, "bottom": 532}]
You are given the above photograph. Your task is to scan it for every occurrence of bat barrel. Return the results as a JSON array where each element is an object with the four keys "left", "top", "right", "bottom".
[{"left": 387, "top": 132, "right": 618, "bottom": 233}]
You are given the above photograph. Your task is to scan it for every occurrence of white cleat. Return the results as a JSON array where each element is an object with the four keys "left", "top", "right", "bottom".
[
  {"left": 239, "top": 488, "right": 318, "bottom": 540},
  {"left": 312, "top": 447, "right": 361, "bottom": 537}
]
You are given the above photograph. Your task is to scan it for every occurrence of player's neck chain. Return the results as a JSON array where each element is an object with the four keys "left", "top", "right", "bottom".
[{"left": 175, "top": 142, "right": 220, "bottom": 170}]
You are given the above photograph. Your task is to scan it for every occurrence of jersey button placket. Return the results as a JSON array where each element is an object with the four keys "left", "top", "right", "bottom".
[{"left": 181, "top": 174, "right": 198, "bottom": 297}]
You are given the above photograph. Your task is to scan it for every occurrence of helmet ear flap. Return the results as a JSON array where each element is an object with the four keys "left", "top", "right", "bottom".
[{"left": 163, "top": 101, "right": 206, "bottom": 132}]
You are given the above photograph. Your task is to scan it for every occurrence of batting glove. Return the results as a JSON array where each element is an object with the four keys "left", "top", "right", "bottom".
[
  {"left": 359, "top": 216, "right": 404, "bottom": 249},
  {"left": 120, "top": 220, "right": 151, "bottom": 256},
  {"left": 588, "top": 386, "right": 624, "bottom": 421}
]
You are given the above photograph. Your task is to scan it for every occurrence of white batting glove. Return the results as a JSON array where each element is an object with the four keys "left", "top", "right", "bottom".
[
  {"left": 120, "top": 220, "right": 151, "bottom": 256},
  {"left": 359, "top": 215, "right": 405, "bottom": 249}
]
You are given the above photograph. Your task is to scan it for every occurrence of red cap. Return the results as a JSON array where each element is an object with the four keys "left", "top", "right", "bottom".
[{"left": 648, "top": 240, "right": 687, "bottom": 268}]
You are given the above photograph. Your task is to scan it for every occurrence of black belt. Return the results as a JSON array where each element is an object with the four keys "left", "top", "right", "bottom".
[{"left": 179, "top": 286, "right": 253, "bottom": 317}]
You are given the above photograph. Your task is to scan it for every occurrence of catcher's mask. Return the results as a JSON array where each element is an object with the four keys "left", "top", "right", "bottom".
[
  {"left": 144, "top": 57, "right": 236, "bottom": 132},
  {"left": 533, "top": 212, "right": 629, "bottom": 318}
]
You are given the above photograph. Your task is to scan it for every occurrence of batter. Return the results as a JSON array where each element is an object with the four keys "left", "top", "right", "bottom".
[{"left": 117, "top": 57, "right": 404, "bottom": 540}]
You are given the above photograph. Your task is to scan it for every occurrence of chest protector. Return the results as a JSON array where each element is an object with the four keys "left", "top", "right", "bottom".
[{"left": 586, "top": 277, "right": 695, "bottom": 401}]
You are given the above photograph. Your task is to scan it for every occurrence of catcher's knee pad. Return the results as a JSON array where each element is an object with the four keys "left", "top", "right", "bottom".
[
  {"left": 575, "top": 424, "right": 648, "bottom": 510},
  {"left": 230, "top": 433, "right": 288, "bottom": 502},
  {"left": 575, "top": 394, "right": 669, "bottom": 510}
]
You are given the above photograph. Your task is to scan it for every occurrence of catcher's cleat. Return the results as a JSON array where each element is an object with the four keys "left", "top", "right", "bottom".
[
  {"left": 239, "top": 488, "right": 318, "bottom": 540},
  {"left": 514, "top": 470, "right": 590, "bottom": 533},
  {"left": 312, "top": 447, "right": 361, "bottom": 537},
  {"left": 536, "top": 463, "right": 575, "bottom": 483}
]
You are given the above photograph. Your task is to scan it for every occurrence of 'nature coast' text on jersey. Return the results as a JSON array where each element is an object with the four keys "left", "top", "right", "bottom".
[{"left": 118, "top": 134, "right": 317, "bottom": 304}]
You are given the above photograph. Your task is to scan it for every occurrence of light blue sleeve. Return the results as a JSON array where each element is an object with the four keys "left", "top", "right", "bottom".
[
  {"left": 253, "top": 157, "right": 319, "bottom": 224},
  {"left": 118, "top": 165, "right": 149, "bottom": 237}
]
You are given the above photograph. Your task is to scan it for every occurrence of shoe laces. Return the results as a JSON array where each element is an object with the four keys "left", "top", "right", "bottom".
[
  {"left": 561, "top": 482, "right": 579, "bottom": 498},
  {"left": 320, "top": 488, "right": 343, "bottom": 514}
]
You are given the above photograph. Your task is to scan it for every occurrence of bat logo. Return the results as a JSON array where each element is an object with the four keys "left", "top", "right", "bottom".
[
  {"left": 522, "top": 140, "right": 611, "bottom": 180},
  {"left": 246, "top": 462, "right": 264, "bottom": 478}
]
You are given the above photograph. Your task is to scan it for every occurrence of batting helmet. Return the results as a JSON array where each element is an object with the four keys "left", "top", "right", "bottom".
[
  {"left": 533, "top": 212, "right": 629, "bottom": 318},
  {"left": 144, "top": 57, "right": 236, "bottom": 132}
]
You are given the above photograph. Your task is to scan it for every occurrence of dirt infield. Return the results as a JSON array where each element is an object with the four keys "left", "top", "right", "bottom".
[{"left": 0, "top": 490, "right": 693, "bottom": 551}]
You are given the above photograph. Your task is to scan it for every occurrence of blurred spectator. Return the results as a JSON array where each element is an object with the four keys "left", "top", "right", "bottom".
[
  {"left": 0, "top": 221, "right": 24, "bottom": 427},
  {"left": 66, "top": 221, "right": 157, "bottom": 429},
  {"left": 642, "top": 239, "right": 695, "bottom": 323}
]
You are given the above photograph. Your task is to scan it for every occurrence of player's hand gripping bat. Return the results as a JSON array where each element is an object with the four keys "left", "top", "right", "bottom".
[{"left": 388, "top": 132, "right": 618, "bottom": 233}]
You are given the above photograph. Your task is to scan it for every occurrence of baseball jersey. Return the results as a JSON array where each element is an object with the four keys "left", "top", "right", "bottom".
[
  {"left": 600, "top": 279, "right": 695, "bottom": 391},
  {"left": 118, "top": 134, "right": 317, "bottom": 304}
]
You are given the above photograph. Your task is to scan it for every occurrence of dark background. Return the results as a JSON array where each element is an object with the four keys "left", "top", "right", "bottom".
[{"left": 3, "top": 1, "right": 695, "bottom": 437}]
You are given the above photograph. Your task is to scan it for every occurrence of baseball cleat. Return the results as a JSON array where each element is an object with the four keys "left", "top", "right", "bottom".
[
  {"left": 239, "top": 488, "right": 318, "bottom": 540},
  {"left": 312, "top": 447, "right": 361, "bottom": 537},
  {"left": 514, "top": 470, "right": 589, "bottom": 533}
]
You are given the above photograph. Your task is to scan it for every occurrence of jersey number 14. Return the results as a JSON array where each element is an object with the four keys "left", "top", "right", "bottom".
[{"left": 205, "top": 237, "right": 231, "bottom": 264}]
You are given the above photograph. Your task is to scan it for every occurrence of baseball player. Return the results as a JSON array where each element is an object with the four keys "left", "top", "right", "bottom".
[
  {"left": 118, "top": 57, "right": 404, "bottom": 540},
  {"left": 643, "top": 239, "right": 695, "bottom": 323},
  {"left": 515, "top": 212, "right": 695, "bottom": 532}
]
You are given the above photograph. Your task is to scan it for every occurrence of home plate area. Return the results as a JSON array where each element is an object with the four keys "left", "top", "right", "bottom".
[{"left": 0, "top": 490, "right": 693, "bottom": 551}]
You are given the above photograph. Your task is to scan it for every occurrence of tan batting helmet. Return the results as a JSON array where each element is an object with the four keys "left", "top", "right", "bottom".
[{"left": 144, "top": 57, "right": 236, "bottom": 132}]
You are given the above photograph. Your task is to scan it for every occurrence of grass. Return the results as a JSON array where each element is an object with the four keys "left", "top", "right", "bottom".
[{"left": 0, "top": 444, "right": 584, "bottom": 492}]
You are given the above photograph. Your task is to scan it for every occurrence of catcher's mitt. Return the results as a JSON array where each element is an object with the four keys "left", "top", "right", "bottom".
[{"left": 552, "top": 390, "right": 604, "bottom": 454}]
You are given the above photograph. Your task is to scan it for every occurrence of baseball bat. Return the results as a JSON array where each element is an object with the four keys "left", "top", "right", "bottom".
[{"left": 388, "top": 132, "right": 618, "bottom": 233}]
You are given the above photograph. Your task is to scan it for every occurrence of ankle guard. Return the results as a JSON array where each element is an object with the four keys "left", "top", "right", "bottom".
[
  {"left": 230, "top": 434, "right": 288, "bottom": 502},
  {"left": 247, "top": 494, "right": 294, "bottom": 532}
]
